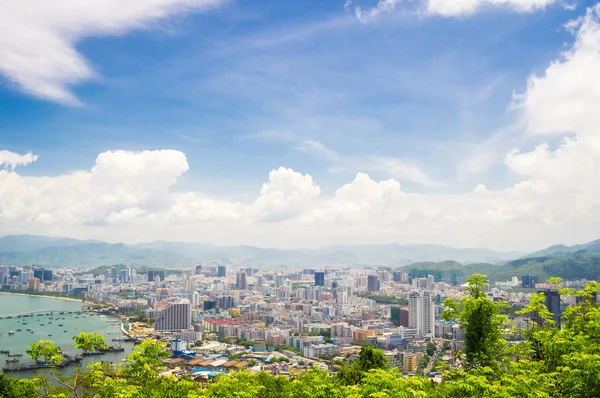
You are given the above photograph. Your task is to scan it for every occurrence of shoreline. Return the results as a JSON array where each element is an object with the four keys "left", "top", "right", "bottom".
[{"left": 0, "top": 291, "right": 85, "bottom": 303}]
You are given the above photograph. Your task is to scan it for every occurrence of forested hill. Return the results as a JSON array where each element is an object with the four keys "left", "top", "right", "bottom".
[{"left": 400, "top": 253, "right": 600, "bottom": 282}]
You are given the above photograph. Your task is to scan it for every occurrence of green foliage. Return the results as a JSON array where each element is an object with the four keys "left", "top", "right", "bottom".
[
  {"left": 427, "top": 341, "right": 437, "bottom": 357},
  {"left": 0, "top": 375, "right": 37, "bottom": 398},
  {"left": 73, "top": 332, "right": 107, "bottom": 354},
  {"left": 26, "top": 340, "right": 64, "bottom": 365},
  {"left": 442, "top": 274, "right": 508, "bottom": 370}
]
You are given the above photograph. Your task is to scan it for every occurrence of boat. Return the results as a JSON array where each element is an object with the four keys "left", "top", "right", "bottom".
[
  {"left": 16, "top": 329, "right": 21, "bottom": 332},
  {"left": 0, "top": 350, "right": 9, "bottom": 354},
  {"left": 8, "top": 331, "right": 14, "bottom": 336},
  {"left": 64, "top": 330, "right": 68, "bottom": 333},
  {"left": 1, "top": 354, "right": 83, "bottom": 372},
  {"left": 41, "top": 324, "right": 45, "bottom": 326},
  {"left": 26, "top": 329, "right": 31, "bottom": 331},
  {"left": 5, "top": 358, "right": 19, "bottom": 363},
  {"left": 48, "top": 334, "right": 52, "bottom": 337},
  {"left": 58, "top": 324, "right": 63, "bottom": 326},
  {"left": 8, "top": 353, "right": 22, "bottom": 357}
]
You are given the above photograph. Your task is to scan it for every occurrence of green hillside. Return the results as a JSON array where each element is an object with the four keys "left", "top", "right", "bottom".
[{"left": 400, "top": 254, "right": 600, "bottom": 282}]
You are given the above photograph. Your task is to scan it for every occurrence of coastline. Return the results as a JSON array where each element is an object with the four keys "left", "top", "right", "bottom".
[{"left": 0, "top": 291, "right": 85, "bottom": 303}]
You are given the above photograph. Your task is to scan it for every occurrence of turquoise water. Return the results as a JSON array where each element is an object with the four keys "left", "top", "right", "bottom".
[{"left": 0, "top": 294, "right": 134, "bottom": 376}]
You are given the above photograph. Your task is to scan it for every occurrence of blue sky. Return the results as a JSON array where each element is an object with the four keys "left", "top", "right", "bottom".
[{"left": 1, "top": 0, "right": 600, "bottom": 251}]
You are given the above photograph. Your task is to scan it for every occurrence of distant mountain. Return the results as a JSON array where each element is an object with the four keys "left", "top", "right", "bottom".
[
  {"left": 524, "top": 239, "right": 600, "bottom": 258},
  {"left": 136, "top": 241, "right": 522, "bottom": 267},
  {"left": 0, "top": 235, "right": 523, "bottom": 268},
  {"left": 0, "top": 234, "right": 99, "bottom": 252},
  {"left": 0, "top": 241, "right": 193, "bottom": 268}
]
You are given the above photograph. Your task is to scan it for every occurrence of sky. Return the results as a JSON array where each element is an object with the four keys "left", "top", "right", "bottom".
[{"left": 1, "top": 0, "right": 600, "bottom": 252}]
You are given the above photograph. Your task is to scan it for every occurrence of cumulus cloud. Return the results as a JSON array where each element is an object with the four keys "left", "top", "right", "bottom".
[
  {"left": 0, "top": 150, "right": 38, "bottom": 170},
  {"left": 517, "top": 4, "right": 600, "bottom": 140},
  {"left": 0, "top": 0, "right": 222, "bottom": 104}
]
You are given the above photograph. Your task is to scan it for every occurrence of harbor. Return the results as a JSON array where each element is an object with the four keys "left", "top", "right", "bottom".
[{"left": 0, "top": 295, "right": 134, "bottom": 375}]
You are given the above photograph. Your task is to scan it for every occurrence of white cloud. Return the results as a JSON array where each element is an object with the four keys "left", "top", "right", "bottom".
[
  {"left": 0, "top": 0, "right": 223, "bottom": 104},
  {"left": 516, "top": 4, "right": 600, "bottom": 140},
  {"left": 355, "top": 0, "right": 400, "bottom": 23},
  {"left": 0, "top": 150, "right": 38, "bottom": 170},
  {"left": 2, "top": 6, "right": 600, "bottom": 250},
  {"left": 425, "top": 0, "right": 557, "bottom": 16},
  {"left": 351, "top": 0, "right": 557, "bottom": 21}
]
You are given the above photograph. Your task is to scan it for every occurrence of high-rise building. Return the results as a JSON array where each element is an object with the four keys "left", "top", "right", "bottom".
[
  {"left": 147, "top": 270, "right": 156, "bottom": 282},
  {"left": 391, "top": 306, "right": 401, "bottom": 326},
  {"left": 522, "top": 275, "right": 540, "bottom": 289},
  {"left": 217, "top": 266, "right": 227, "bottom": 278},
  {"left": 367, "top": 275, "right": 380, "bottom": 293},
  {"left": 43, "top": 269, "right": 53, "bottom": 282},
  {"left": 203, "top": 301, "right": 216, "bottom": 311},
  {"left": 154, "top": 302, "right": 192, "bottom": 332},
  {"left": 217, "top": 295, "right": 235, "bottom": 309},
  {"left": 28, "top": 277, "right": 40, "bottom": 291},
  {"left": 393, "top": 272, "right": 402, "bottom": 283},
  {"left": 536, "top": 286, "right": 561, "bottom": 329},
  {"left": 401, "top": 273, "right": 409, "bottom": 283},
  {"left": 409, "top": 291, "right": 435, "bottom": 336},
  {"left": 275, "top": 275, "right": 285, "bottom": 288},
  {"left": 110, "top": 266, "right": 117, "bottom": 280},
  {"left": 120, "top": 268, "right": 128, "bottom": 283},
  {"left": 314, "top": 272, "right": 325, "bottom": 287},
  {"left": 34, "top": 269, "right": 43, "bottom": 281},
  {"left": 236, "top": 271, "right": 247, "bottom": 290},
  {"left": 195, "top": 265, "right": 203, "bottom": 275}
]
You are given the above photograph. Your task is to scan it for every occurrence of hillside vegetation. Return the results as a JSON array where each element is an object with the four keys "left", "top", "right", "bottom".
[{"left": 401, "top": 254, "right": 600, "bottom": 282}]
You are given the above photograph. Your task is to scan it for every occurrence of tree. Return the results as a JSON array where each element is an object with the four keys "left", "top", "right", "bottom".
[
  {"left": 426, "top": 341, "right": 437, "bottom": 357},
  {"left": 0, "top": 375, "right": 37, "bottom": 398},
  {"left": 73, "top": 332, "right": 107, "bottom": 355},
  {"left": 442, "top": 274, "right": 508, "bottom": 370},
  {"left": 26, "top": 340, "right": 64, "bottom": 366},
  {"left": 356, "top": 344, "right": 388, "bottom": 372}
]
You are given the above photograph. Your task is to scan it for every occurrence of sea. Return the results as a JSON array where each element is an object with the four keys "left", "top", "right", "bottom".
[{"left": 0, "top": 293, "right": 134, "bottom": 376}]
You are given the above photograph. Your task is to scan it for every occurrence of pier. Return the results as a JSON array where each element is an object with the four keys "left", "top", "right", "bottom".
[
  {"left": 0, "top": 310, "right": 81, "bottom": 319},
  {"left": 1, "top": 354, "right": 83, "bottom": 372}
]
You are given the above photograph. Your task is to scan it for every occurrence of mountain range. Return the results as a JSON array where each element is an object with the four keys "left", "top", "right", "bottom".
[{"left": 0, "top": 235, "right": 527, "bottom": 269}]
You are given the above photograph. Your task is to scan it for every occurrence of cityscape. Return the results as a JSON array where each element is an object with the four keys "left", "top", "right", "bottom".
[
  {"left": 0, "top": 259, "right": 584, "bottom": 380},
  {"left": 2, "top": 0, "right": 600, "bottom": 396}
]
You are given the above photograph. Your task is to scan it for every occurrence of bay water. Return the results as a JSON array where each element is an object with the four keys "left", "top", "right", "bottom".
[{"left": 0, "top": 293, "right": 134, "bottom": 376}]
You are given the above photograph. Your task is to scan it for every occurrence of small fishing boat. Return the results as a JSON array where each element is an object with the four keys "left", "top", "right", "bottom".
[
  {"left": 0, "top": 350, "right": 9, "bottom": 354},
  {"left": 8, "top": 353, "right": 22, "bottom": 357},
  {"left": 8, "top": 331, "right": 14, "bottom": 336}
]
